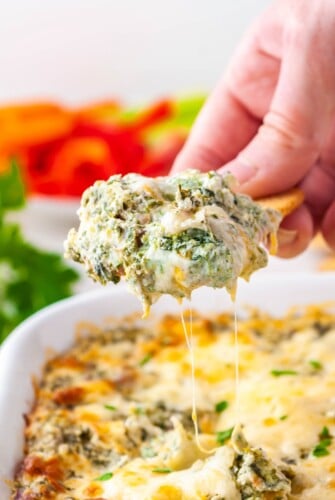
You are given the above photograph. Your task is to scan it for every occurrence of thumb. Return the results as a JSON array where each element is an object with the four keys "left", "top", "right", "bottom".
[{"left": 219, "top": 1, "right": 335, "bottom": 198}]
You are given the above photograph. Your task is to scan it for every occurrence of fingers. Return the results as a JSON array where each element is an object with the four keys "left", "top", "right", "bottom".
[
  {"left": 219, "top": 1, "right": 335, "bottom": 198},
  {"left": 172, "top": 17, "right": 281, "bottom": 174},
  {"left": 301, "top": 160, "right": 335, "bottom": 222},
  {"left": 277, "top": 204, "right": 314, "bottom": 258},
  {"left": 322, "top": 201, "right": 335, "bottom": 251},
  {"left": 171, "top": 81, "right": 260, "bottom": 174}
]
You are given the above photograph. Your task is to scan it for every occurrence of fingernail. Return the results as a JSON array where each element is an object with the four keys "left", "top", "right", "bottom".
[
  {"left": 277, "top": 228, "right": 298, "bottom": 246},
  {"left": 228, "top": 161, "right": 258, "bottom": 185}
]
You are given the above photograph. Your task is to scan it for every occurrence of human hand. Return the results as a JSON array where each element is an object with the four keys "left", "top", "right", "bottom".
[{"left": 172, "top": 0, "right": 335, "bottom": 257}]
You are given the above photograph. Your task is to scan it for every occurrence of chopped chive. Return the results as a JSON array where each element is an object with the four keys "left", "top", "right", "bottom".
[
  {"left": 152, "top": 467, "right": 172, "bottom": 473},
  {"left": 215, "top": 400, "right": 229, "bottom": 413},
  {"left": 309, "top": 360, "right": 323, "bottom": 370},
  {"left": 312, "top": 427, "right": 333, "bottom": 457},
  {"left": 216, "top": 426, "right": 234, "bottom": 446},
  {"left": 312, "top": 444, "right": 330, "bottom": 457},
  {"left": 320, "top": 426, "right": 331, "bottom": 440},
  {"left": 104, "top": 404, "right": 117, "bottom": 411},
  {"left": 139, "top": 353, "right": 152, "bottom": 366},
  {"left": 271, "top": 370, "right": 298, "bottom": 377},
  {"left": 279, "top": 415, "right": 288, "bottom": 421},
  {"left": 319, "top": 438, "right": 332, "bottom": 447},
  {"left": 94, "top": 471, "right": 114, "bottom": 481}
]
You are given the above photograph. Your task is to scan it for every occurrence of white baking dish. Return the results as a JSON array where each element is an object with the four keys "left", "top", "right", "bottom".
[{"left": 1, "top": 272, "right": 334, "bottom": 498}]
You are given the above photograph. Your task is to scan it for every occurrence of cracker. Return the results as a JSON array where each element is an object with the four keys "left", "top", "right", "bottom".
[
  {"left": 319, "top": 256, "right": 335, "bottom": 272},
  {"left": 258, "top": 188, "right": 304, "bottom": 217}
]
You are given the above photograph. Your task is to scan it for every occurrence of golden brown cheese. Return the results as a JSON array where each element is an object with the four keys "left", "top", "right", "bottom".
[{"left": 12, "top": 305, "right": 335, "bottom": 499}]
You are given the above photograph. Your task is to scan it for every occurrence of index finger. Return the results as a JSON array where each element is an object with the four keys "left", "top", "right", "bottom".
[{"left": 171, "top": 79, "right": 260, "bottom": 173}]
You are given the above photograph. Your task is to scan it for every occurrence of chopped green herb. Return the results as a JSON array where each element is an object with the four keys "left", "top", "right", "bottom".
[
  {"left": 94, "top": 471, "right": 114, "bottom": 481},
  {"left": 152, "top": 467, "right": 172, "bottom": 473},
  {"left": 139, "top": 353, "right": 152, "bottom": 366},
  {"left": 134, "top": 406, "right": 145, "bottom": 415},
  {"left": 217, "top": 426, "right": 234, "bottom": 446},
  {"left": 271, "top": 370, "right": 298, "bottom": 377},
  {"left": 215, "top": 400, "right": 229, "bottom": 413},
  {"left": 320, "top": 426, "right": 331, "bottom": 440},
  {"left": 279, "top": 415, "right": 288, "bottom": 421},
  {"left": 312, "top": 442, "right": 331, "bottom": 457},
  {"left": 312, "top": 427, "right": 333, "bottom": 457},
  {"left": 104, "top": 404, "right": 117, "bottom": 411},
  {"left": 309, "top": 360, "right": 323, "bottom": 370}
]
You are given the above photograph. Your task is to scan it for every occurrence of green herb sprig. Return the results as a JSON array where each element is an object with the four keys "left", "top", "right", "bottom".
[
  {"left": 0, "top": 160, "right": 79, "bottom": 342},
  {"left": 271, "top": 370, "right": 298, "bottom": 377},
  {"left": 312, "top": 427, "right": 333, "bottom": 458},
  {"left": 216, "top": 426, "right": 234, "bottom": 446},
  {"left": 215, "top": 400, "right": 229, "bottom": 413},
  {"left": 139, "top": 353, "right": 152, "bottom": 366},
  {"left": 94, "top": 471, "right": 114, "bottom": 481},
  {"left": 152, "top": 467, "right": 172, "bottom": 473},
  {"left": 309, "top": 360, "right": 323, "bottom": 371},
  {"left": 104, "top": 404, "right": 117, "bottom": 411}
]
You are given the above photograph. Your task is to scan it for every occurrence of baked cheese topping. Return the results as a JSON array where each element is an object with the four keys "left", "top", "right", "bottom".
[
  {"left": 13, "top": 305, "right": 335, "bottom": 499},
  {"left": 64, "top": 170, "right": 281, "bottom": 313}
]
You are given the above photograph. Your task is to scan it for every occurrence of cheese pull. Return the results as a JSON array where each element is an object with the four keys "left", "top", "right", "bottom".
[{"left": 258, "top": 188, "right": 304, "bottom": 217}]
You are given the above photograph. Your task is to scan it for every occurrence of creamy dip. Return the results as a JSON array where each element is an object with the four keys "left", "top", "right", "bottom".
[{"left": 65, "top": 170, "right": 281, "bottom": 313}]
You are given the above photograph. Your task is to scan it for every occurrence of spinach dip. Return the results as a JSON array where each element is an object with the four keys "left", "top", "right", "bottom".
[{"left": 65, "top": 170, "right": 281, "bottom": 313}]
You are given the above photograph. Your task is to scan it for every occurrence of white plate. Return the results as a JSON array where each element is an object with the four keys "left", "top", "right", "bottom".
[
  {"left": 0, "top": 273, "right": 334, "bottom": 498},
  {"left": 9, "top": 195, "right": 80, "bottom": 253}
]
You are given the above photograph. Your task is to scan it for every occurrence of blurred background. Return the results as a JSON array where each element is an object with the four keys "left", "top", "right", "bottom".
[
  {"left": 0, "top": 0, "right": 332, "bottom": 342},
  {"left": 1, "top": 0, "right": 269, "bottom": 104}
]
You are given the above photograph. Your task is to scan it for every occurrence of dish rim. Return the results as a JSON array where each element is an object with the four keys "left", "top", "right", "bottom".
[{"left": 1, "top": 272, "right": 335, "bottom": 498}]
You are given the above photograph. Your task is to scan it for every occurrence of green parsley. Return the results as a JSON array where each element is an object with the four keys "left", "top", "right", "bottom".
[
  {"left": 312, "top": 427, "right": 333, "bottom": 457},
  {"left": 217, "top": 426, "right": 234, "bottom": 446},
  {"left": 312, "top": 441, "right": 331, "bottom": 457},
  {"left": 0, "top": 160, "right": 78, "bottom": 343},
  {"left": 139, "top": 353, "right": 152, "bottom": 366},
  {"left": 309, "top": 360, "right": 323, "bottom": 370},
  {"left": 215, "top": 400, "right": 229, "bottom": 413},
  {"left": 320, "top": 426, "right": 331, "bottom": 440},
  {"left": 104, "top": 404, "right": 117, "bottom": 411},
  {"left": 94, "top": 471, "right": 114, "bottom": 481},
  {"left": 279, "top": 415, "right": 288, "bottom": 421},
  {"left": 271, "top": 370, "right": 298, "bottom": 377},
  {"left": 152, "top": 467, "right": 172, "bottom": 473}
]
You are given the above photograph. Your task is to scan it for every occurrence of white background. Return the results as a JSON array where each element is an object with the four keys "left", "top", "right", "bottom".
[{"left": 0, "top": 0, "right": 269, "bottom": 105}]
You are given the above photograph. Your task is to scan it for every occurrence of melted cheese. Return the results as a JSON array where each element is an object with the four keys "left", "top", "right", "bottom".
[
  {"left": 64, "top": 170, "right": 281, "bottom": 314},
  {"left": 13, "top": 304, "right": 335, "bottom": 499}
]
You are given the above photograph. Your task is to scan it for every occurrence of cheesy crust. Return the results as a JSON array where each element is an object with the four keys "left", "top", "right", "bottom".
[{"left": 12, "top": 304, "right": 335, "bottom": 499}]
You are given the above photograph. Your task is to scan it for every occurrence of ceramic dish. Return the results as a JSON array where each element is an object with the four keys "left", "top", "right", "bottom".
[{"left": 0, "top": 273, "right": 334, "bottom": 498}]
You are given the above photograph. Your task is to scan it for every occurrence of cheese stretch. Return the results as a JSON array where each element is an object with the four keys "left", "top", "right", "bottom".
[
  {"left": 13, "top": 305, "right": 335, "bottom": 499},
  {"left": 64, "top": 170, "right": 281, "bottom": 314}
]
